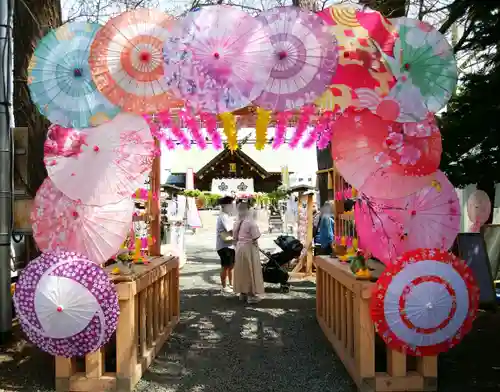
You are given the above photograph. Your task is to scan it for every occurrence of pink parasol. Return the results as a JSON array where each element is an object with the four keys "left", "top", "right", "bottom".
[
  {"left": 371, "top": 248, "right": 479, "bottom": 356},
  {"left": 467, "top": 190, "right": 491, "bottom": 232},
  {"left": 163, "top": 5, "right": 274, "bottom": 113},
  {"left": 45, "top": 113, "right": 155, "bottom": 206},
  {"left": 354, "top": 171, "right": 461, "bottom": 265},
  {"left": 331, "top": 108, "right": 441, "bottom": 198},
  {"left": 32, "top": 178, "right": 134, "bottom": 264},
  {"left": 13, "top": 250, "right": 119, "bottom": 358},
  {"left": 253, "top": 6, "right": 339, "bottom": 111}
]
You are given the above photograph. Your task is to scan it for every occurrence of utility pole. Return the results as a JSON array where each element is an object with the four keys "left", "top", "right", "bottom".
[{"left": 0, "top": 0, "right": 14, "bottom": 343}]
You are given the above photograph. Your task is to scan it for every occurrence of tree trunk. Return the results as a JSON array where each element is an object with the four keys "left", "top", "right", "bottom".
[
  {"left": 13, "top": 0, "right": 61, "bottom": 259},
  {"left": 315, "top": 0, "right": 408, "bottom": 203},
  {"left": 13, "top": 0, "right": 61, "bottom": 197}
]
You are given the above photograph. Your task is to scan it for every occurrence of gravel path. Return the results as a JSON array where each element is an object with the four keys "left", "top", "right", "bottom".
[{"left": 134, "top": 214, "right": 356, "bottom": 392}]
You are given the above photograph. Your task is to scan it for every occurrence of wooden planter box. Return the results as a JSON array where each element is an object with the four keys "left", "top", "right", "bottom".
[
  {"left": 315, "top": 256, "right": 438, "bottom": 392},
  {"left": 55, "top": 256, "right": 180, "bottom": 392}
]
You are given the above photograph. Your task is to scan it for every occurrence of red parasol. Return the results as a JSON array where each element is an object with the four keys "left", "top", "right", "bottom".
[
  {"left": 331, "top": 108, "right": 441, "bottom": 198},
  {"left": 371, "top": 248, "right": 479, "bottom": 356}
]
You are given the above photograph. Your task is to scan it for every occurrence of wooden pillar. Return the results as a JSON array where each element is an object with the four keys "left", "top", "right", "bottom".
[{"left": 149, "top": 138, "right": 161, "bottom": 256}]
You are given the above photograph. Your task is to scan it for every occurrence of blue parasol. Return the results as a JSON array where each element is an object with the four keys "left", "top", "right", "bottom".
[{"left": 28, "top": 22, "right": 120, "bottom": 128}]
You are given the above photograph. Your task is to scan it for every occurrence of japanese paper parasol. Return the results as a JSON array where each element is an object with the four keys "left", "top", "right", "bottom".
[
  {"left": 315, "top": 5, "right": 396, "bottom": 113},
  {"left": 45, "top": 113, "right": 155, "bottom": 206},
  {"left": 331, "top": 109, "right": 442, "bottom": 198},
  {"left": 371, "top": 248, "right": 479, "bottom": 356},
  {"left": 252, "top": 6, "right": 339, "bottom": 111},
  {"left": 358, "top": 17, "right": 457, "bottom": 122},
  {"left": 27, "top": 22, "right": 120, "bottom": 128},
  {"left": 467, "top": 190, "right": 491, "bottom": 232},
  {"left": 354, "top": 171, "right": 461, "bottom": 265},
  {"left": 32, "top": 178, "right": 134, "bottom": 264},
  {"left": 13, "top": 250, "right": 119, "bottom": 358},
  {"left": 89, "top": 8, "right": 183, "bottom": 114},
  {"left": 163, "top": 5, "right": 274, "bottom": 113}
]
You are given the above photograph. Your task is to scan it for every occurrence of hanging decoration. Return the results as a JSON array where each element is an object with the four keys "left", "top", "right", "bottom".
[
  {"left": 200, "top": 112, "right": 223, "bottom": 150},
  {"left": 303, "top": 111, "right": 333, "bottom": 148},
  {"left": 289, "top": 106, "right": 314, "bottom": 149},
  {"left": 272, "top": 111, "right": 292, "bottom": 149},
  {"left": 133, "top": 188, "right": 158, "bottom": 201},
  {"left": 13, "top": 250, "right": 119, "bottom": 358},
  {"left": 158, "top": 112, "right": 190, "bottom": 150},
  {"left": 255, "top": 108, "right": 271, "bottom": 150},
  {"left": 371, "top": 248, "right": 479, "bottom": 356},
  {"left": 180, "top": 109, "right": 206, "bottom": 150},
  {"left": 219, "top": 112, "right": 238, "bottom": 151}
]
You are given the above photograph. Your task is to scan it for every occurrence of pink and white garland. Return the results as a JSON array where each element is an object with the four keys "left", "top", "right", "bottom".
[
  {"left": 180, "top": 109, "right": 206, "bottom": 150},
  {"left": 272, "top": 111, "right": 292, "bottom": 149},
  {"left": 200, "top": 112, "right": 223, "bottom": 150},
  {"left": 158, "top": 112, "right": 190, "bottom": 150},
  {"left": 303, "top": 111, "right": 334, "bottom": 148},
  {"left": 289, "top": 106, "right": 314, "bottom": 149}
]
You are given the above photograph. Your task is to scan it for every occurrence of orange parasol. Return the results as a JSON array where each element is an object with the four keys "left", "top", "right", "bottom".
[{"left": 89, "top": 9, "right": 183, "bottom": 114}]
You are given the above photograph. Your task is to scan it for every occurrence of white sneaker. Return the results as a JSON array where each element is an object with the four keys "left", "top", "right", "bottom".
[
  {"left": 247, "top": 296, "right": 262, "bottom": 304},
  {"left": 222, "top": 286, "right": 233, "bottom": 293}
]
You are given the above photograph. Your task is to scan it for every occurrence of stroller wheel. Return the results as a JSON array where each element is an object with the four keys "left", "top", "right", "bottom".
[{"left": 280, "top": 285, "right": 290, "bottom": 293}]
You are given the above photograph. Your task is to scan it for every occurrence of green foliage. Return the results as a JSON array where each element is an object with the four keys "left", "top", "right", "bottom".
[
  {"left": 182, "top": 189, "right": 201, "bottom": 198},
  {"left": 268, "top": 188, "right": 288, "bottom": 206}
]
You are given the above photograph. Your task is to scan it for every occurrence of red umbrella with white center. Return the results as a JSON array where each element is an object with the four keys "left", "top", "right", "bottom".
[{"left": 371, "top": 248, "right": 480, "bottom": 356}]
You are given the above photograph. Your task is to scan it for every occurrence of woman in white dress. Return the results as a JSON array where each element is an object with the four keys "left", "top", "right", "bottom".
[{"left": 232, "top": 200, "right": 265, "bottom": 304}]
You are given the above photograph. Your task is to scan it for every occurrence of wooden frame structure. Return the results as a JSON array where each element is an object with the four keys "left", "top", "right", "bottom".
[
  {"left": 55, "top": 257, "right": 180, "bottom": 392},
  {"left": 316, "top": 256, "right": 438, "bottom": 392},
  {"left": 290, "top": 185, "right": 315, "bottom": 275}
]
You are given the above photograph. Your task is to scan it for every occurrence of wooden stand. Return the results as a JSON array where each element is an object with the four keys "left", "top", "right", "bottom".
[
  {"left": 315, "top": 256, "right": 438, "bottom": 392},
  {"left": 55, "top": 256, "right": 180, "bottom": 392}
]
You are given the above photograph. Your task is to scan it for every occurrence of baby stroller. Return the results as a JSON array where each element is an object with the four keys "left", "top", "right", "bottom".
[{"left": 259, "top": 235, "right": 304, "bottom": 293}]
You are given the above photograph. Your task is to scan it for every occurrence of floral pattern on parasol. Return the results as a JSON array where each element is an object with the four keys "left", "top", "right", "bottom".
[
  {"left": 467, "top": 190, "right": 491, "bottom": 232},
  {"left": 32, "top": 178, "right": 134, "bottom": 264},
  {"left": 331, "top": 109, "right": 442, "bottom": 198},
  {"left": 253, "top": 6, "right": 339, "bottom": 111},
  {"left": 163, "top": 5, "right": 274, "bottom": 113},
  {"left": 45, "top": 113, "right": 155, "bottom": 206},
  {"left": 13, "top": 251, "right": 119, "bottom": 358},
  {"left": 89, "top": 9, "right": 184, "bottom": 114},
  {"left": 371, "top": 248, "right": 479, "bottom": 356},
  {"left": 354, "top": 171, "right": 461, "bottom": 265},
  {"left": 28, "top": 22, "right": 120, "bottom": 128},
  {"left": 360, "top": 17, "right": 457, "bottom": 122},
  {"left": 315, "top": 5, "right": 396, "bottom": 113}
]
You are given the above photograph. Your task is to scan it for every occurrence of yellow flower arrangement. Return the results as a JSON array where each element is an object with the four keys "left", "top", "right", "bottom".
[
  {"left": 255, "top": 107, "right": 271, "bottom": 150},
  {"left": 219, "top": 112, "right": 238, "bottom": 151}
]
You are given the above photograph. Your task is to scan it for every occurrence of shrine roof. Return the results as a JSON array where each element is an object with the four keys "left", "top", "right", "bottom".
[{"left": 162, "top": 129, "right": 318, "bottom": 174}]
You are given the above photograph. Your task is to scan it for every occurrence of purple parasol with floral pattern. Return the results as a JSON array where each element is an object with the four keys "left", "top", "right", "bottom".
[
  {"left": 253, "top": 6, "right": 339, "bottom": 111},
  {"left": 13, "top": 250, "right": 119, "bottom": 358}
]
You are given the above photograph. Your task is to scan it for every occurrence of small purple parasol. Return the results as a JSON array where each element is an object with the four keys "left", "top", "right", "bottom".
[
  {"left": 13, "top": 250, "right": 119, "bottom": 358},
  {"left": 254, "top": 6, "right": 339, "bottom": 111}
]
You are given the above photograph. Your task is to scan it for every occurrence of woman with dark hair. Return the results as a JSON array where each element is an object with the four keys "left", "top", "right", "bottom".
[{"left": 232, "top": 199, "right": 265, "bottom": 304}]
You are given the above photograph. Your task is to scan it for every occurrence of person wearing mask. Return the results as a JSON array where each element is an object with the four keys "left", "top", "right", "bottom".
[
  {"left": 232, "top": 199, "right": 265, "bottom": 304},
  {"left": 216, "top": 196, "right": 235, "bottom": 293},
  {"left": 314, "top": 201, "right": 335, "bottom": 256}
]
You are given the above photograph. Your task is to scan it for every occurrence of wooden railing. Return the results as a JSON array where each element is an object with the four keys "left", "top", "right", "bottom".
[
  {"left": 55, "top": 256, "right": 180, "bottom": 392},
  {"left": 316, "top": 256, "right": 438, "bottom": 392}
]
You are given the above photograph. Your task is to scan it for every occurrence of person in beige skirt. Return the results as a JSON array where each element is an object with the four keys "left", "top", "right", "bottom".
[{"left": 232, "top": 199, "right": 265, "bottom": 304}]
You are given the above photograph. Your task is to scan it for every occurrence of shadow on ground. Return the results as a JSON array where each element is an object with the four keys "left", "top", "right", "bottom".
[{"left": 136, "top": 282, "right": 356, "bottom": 392}]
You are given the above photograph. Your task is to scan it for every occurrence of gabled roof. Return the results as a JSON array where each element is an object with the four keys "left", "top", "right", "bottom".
[{"left": 196, "top": 148, "right": 269, "bottom": 178}]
